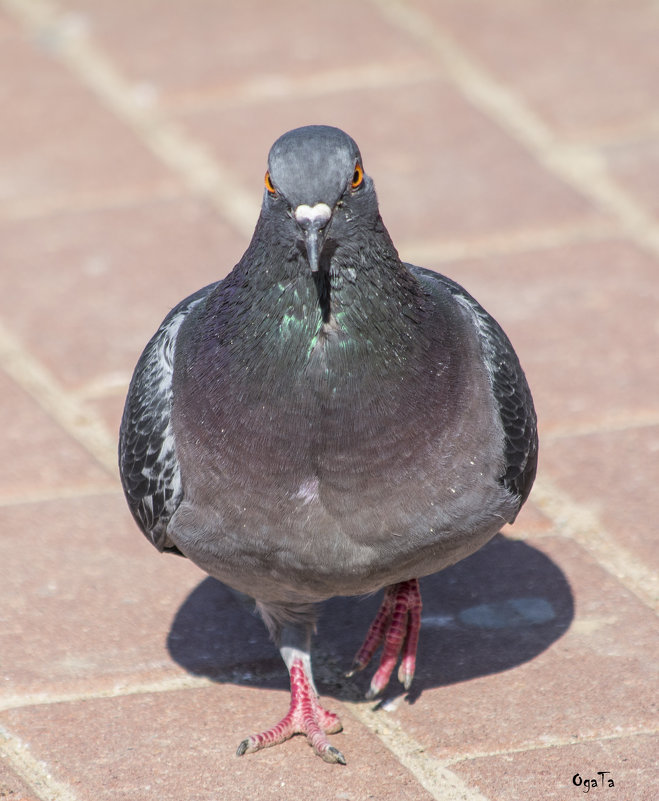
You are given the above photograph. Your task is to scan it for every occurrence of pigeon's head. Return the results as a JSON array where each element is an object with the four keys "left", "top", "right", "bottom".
[{"left": 265, "top": 125, "right": 377, "bottom": 273}]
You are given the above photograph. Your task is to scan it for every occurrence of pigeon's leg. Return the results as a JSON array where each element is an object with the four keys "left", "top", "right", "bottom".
[
  {"left": 236, "top": 627, "right": 345, "bottom": 764},
  {"left": 349, "top": 579, "right": 422, "bottom": 699}
]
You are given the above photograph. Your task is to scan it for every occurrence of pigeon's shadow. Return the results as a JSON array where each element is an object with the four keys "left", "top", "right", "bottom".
[{"left": 167, "top": 534, "right": 574, "bottom": 702}]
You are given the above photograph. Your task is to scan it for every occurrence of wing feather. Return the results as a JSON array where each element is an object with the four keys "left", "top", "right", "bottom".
[
  {"left": 410, "top": 265, "right": 538, "bottom": 514},
  {"left": 118, "top": 284, "right": 215, "bottom": 551}
]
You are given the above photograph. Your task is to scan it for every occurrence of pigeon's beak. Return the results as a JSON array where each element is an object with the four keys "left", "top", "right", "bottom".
[{"left": 294, "top": 203, "right": 332, "bottom": 273}]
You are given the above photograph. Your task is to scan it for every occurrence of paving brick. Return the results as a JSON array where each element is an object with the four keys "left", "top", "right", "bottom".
[
  {"left": 501, "top": 498, "right": 553, "bottom": 539},
  {"left": 0, "top": 198, "right": 245, "bottom": 391},
  {"left": 0, "top": 686, "right": 435, "bottom": 801},
  {"left": 414, "top": 0, "right": 659, "bottom": 137},
  {"left": 541, "top": 427, "right": 659, "bottom": 570},
  {"left": 57, "top": 0, "right": 430, "bottom": 101},
  {"left": 0, "top": 495, "right": 207, "bottom": 698},
  {"left": 1, "top": 0, "right": 656, "bottom": 796},
  {"left": 0, "top": 756, "right": 38, "bottom": 801},
  {"left": 0, "top": 493, "right": 353, "bottom": 702},
  {"left": 384, "top": 536, "right": 658, "bottom": 758},
  {"left": 87, "top": 392, "right": 127, "bottom": 444},
  {"left": 601, "top": 135, "right": 659, "bottom": 220},
  {"left": 174, "top": 78, "right": 603, "bottom": 246},
  {"left": 0, "top": 9, "right": 21, "bottom": 39},
  {"left": 162, "top": 532, "right": 572, "bottom": 704},
  {"left": 451, "top": 733, "right": 657, "bottom": 801},
  {"left": 436, "top": 239, "right": 659, "bottom": 432},
  {"left": 0, "top": 29, "right": 179, "bottom": 216},
  {"left": 316, "top": 534, "right": 574, "bottom": 699},
  {"left": 0, "top": 371, "right": 110, "bottom": 502}
]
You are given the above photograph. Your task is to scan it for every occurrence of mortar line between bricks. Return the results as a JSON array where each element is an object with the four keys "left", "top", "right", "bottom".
[
  {"left": 3, "top": 2, "right": 655, "bottom": 792},
  {"left": 1, "top": 0, "right": 256, "bottom": 240},
  {"left": 439, "top": 726, "right": 659, "bottom": 767},
  {"left": 0, "top": 675, "right": 215, "bottom": 714},
  {"left": 0, "top": 183, "right": 189, "bottom": 224},
  {"left": 0, "top": 484, "right": 119, "bottom": 509},
  {"left": 370, "top": 0, "right": 659, "bottom": 260},
  {"left": 0, "top": 724, "right": 78, "bottom": 801},
  {"left": 542, "top": 410, "right": 659, "bottom": 441},
  {"left": 397, "top": 218, "right": 616, "bottom": 264},
  {"left": 532, "top": 476, "right": 658, "bottom": 612},
  {"left": 370, "top": 0, "right": 659, "bottom": 613},
  {"left": 563, "top": 112, "right": 659, "bottom": 150},
  {"left": 345, "top": 702, "right": 491, "bottom": 801},
  {"left": 3, "top": 0, "right": 643, "bottom": 269},
  {"left": 0, "top": 0, "right": 637, "bottom": 271},
  {"left": 3, "top": 0, "right": 646, "bottom": 500},
  {"left": 159, "top": 60, "right": 442, "bottom": 115},
  {"left": 0, "top": 319, "right": 118, "bottom": 478}
]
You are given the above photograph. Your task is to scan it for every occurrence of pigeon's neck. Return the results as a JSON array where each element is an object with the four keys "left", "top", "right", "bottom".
[{"left": 202, "top": 218, "right": 428, "bottom": 387}]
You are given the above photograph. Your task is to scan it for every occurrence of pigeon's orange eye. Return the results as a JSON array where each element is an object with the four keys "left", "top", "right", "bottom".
[
  {"left": 264, "top": 171, "right": 277, "bottom": 195},
  {"left": 351, "top": 163, "right": 364, "bottom": 189}
]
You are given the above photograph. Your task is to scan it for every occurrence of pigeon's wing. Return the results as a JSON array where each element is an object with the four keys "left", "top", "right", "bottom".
[
  {"left": 410, "top": 265, "right": 538, "bottom": 514},
  {"left": 118, "top": 283, "right": 216, "bottom": 552}
]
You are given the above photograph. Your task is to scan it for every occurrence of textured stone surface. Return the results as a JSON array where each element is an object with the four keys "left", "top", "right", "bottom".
[
  {"left": 439, "top": 240, "right": 659, "bottom": 432},
  {"left": 0, "top": 25, "right": 179, "bottom": 216},
  {"left": 0, "top": 496, "right": 203, "bottom": 697},
  {"left": 60, "top": 0, "right": 430, "bottom": 101},
  {"left": 0, "top": 757, "right": 38, "bottom": 801},
  {"left": 173, "top": 79, "right": 603, "bottom": 245},
  {"left": 0, "top": 372, "right": 110, "bottom": 501},
  {"left": 389, "top": 536, "right": 658, "bottom": 757},
  {"left": 414, "top": 0, "right": 659, "bottom": 136},
  {"left": 601, "top": 135, "right": 659, "bottom": 220},
  {"left": 0, "top": 199, "right": 245, "bottom": 390},
  {"left": 0, "top": 0, "right": 655, "bottom": 797},
  {"left": 452, "top": 733, "right": 657, "bottom": 801},
  {"left": 541, "top": 426, "right": 659, "bottom": 570},
  {"left": 0, "top": 687, "right": 435, "bottom": 801}
]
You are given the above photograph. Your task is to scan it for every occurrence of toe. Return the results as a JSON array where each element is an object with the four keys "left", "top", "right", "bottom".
[
  {"left": 354, "top": 579, "right": 422, "bottom": 697},
  {"left": 238, "top": 659, "right": 345, "bottom": 762},
  {"left": 322, "top": 745, "right": 347, "bottom": 765},
  {"left": 236, "top": 737, "right": 253, "bottom": 757},
  {"left": 317, "top": 706, "right": 343, "bottom": 734}
]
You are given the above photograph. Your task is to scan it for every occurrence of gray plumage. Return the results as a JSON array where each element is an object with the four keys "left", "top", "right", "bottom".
[{"left": 119, "top": 125, "right": 537, "bottom": 763}]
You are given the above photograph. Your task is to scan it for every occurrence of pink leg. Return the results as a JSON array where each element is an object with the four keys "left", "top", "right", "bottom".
[
  {"left": 236, "top": 659, "right": 345, "bottom": 764},
  {"left": 349, "top": 579, "right": 422, "bottom": 699}
]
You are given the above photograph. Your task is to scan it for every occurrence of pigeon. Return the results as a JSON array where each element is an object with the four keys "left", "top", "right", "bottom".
[{"left": 119, "top": 125, "right": 537, "bottom": 765}]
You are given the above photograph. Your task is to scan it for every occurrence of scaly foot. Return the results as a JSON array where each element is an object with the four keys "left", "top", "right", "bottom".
[
  {"left": 348, "top": 579, "right": 422, "bottom": 699},
  {"left": 236, "top": 659, "right": 345, "bottom": 764}
]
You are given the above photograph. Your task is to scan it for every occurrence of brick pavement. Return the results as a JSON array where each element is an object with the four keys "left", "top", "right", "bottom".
[{"left": 0, "top": 1, "right": 657, "bottom": 799}]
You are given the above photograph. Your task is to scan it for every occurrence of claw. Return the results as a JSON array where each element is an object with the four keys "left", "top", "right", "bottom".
[
  {"left": 323, "top": 745, "right": 347, "bottom": 765},
  {"left": 350, "top": 579, "right": 422, "bottom": 697},
  {"left": 236, "top": 659, "right": 345, "bottom": 763},
  {"left": 235, "top": 738, "right": 251, "bottom": 757}
]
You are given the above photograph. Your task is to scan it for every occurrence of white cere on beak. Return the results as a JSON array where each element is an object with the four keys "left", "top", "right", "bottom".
[
  {"left": 294, "top": 203, "right": 332, "bottom": 272},
  {"left": 294, "top": 203, "right": 332, "bottom": 228}
]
